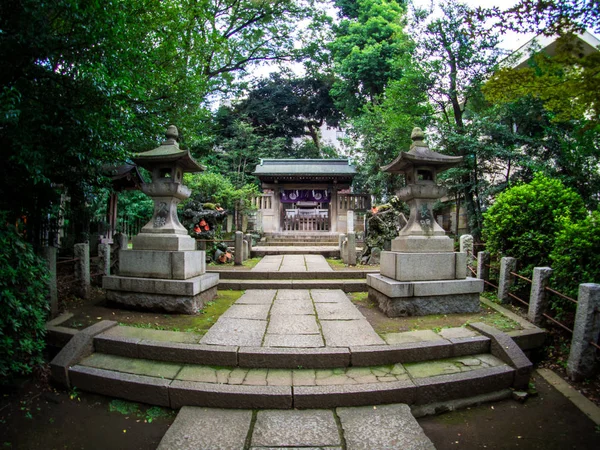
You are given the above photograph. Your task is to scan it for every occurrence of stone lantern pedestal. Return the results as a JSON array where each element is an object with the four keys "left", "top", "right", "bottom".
[
  {"left": 103, "top": 126, "right": 218, "bottom": 314},
  {"left": 366, "top": 128, "right": 483, "bottom": 316}
]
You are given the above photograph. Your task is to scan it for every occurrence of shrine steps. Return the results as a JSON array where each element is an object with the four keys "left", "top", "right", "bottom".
[{"left": 48, "top": 321, "right": 535, "bottom": 411}]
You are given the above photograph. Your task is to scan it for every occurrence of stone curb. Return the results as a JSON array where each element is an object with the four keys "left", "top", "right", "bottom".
[
  {"left": 169, "top": 381, "right": 292, "bottom": 409},
  {"left": 69, "top": 365, "right": 170, "bottom": 406},
  {"left": 413, "top": 365, "right": 514, "bottom": 404},
  {"left": 238, "top": 347, "right": 350, "bottom": 369},
  {"left": 50, "top": 320, "right": 118, "bottom": 388},
  {"left": 218, "top": 279, "right": 367, "bottom": 292},
  {"left": 293, "top": 379, "right": 417, "bottom": 409},
  {"left": 92, "top": 331, "right": 490, "bottom": 370},
  {"left": 468, "top": 322, "right": 533, "bottom": 389},
  {"left": 210, "top": 270, "right": 378, "bottom": 280},
  {"left": 68, "top": 363, "right": 515, "bottom": 410}
]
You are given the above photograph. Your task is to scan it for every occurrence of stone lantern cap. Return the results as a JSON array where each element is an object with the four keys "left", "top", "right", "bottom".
[
  {"left": 382, "top": 128, "right": 463, "bottom": 174},
  {"left": 132, "top": 125, "right": 204, "bottom": 173}
]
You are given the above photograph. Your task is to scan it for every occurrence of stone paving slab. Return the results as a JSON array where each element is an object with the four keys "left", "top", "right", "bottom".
[
  {"left": 157, "top": 407, "right": 252, "bottom": 450},
  {"left": 276, "top": 289, "right": 312, "bottom": 300},
  {"left": 315, "top": 302, "right": 365, "bottom": 320},
  {"left": 236, "top": 290, "right": 277, "bottom": 304},
  {"left": 267, "top": 314, "right": 320, "bottom": 335},
  {"left": 270, "top": 301, "right": 314, "bottom": 315},
  {"left": 200, "top": 318, "right": 267, "bottom": 346},
  {"left": 251, "top": 410, "right": 341, "bottom": 447},
  {"left": 337, "top": 403, "right": 435, "bottom": 450},
  {"left": 320, "top": 320, "right": 386, "bottom": 347},
  {"left": 438, "top": 326, "right": 478, "bottom": 340},
  {"left": 404, "top": 354, "right": 505, "bottom": 379},
  {"left": 311, "top": 289, "right": 353, "bottom": 303},
  {"left": 221, "top": 304, "right": 271, "bottom": 320}
]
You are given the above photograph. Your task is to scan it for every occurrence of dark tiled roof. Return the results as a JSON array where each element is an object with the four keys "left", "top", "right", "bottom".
[{"left": 254, "top": 159, "right": 356, "bottom": 176}]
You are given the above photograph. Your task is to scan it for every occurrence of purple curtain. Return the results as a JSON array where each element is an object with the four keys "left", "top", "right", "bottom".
[{"left": 281, "top": 189, "right": 330, "bottom": 203}]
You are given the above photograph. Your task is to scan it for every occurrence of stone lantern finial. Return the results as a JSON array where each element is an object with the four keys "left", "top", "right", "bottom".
[
  {"left": 411, "top": 127, "right": 424, "bottom": 142},
  {"left": 166, "top": 125, "right": 179, "bottom": 142}
]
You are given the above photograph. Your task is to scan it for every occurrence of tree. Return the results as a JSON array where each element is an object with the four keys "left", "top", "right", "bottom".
[
  {"left": 388, "top": 1, "right": 502, "bottom": 237},
  {"left": 476, "top": 0, "right": 600, "bottom": 36},
  {"left": 0, "top": 0, "right": 320, "bottom": 239},
  {"left": 236, "top": 74, "right": 342, "bottom": 152},
  {"left": 329, "top": 0, "right": 411, "bottom": 116},
  {"left": 484, "top": 34, "right": 600, "bottom": 125}
]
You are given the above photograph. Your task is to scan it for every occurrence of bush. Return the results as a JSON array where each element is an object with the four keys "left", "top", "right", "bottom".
[
  {"left": 482, "top": 173, "right": 586, "bottom": 274},
  {"left": 0, "top": 220, "right": 49, "bottom": 382},
  {"left": 550, "top": 210, "right": 600, "bottom": 301}
]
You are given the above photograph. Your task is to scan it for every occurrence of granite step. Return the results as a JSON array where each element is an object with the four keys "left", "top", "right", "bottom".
[
  {"left": 69, "top": 351, "right": 515, "bottom": 409},
  {"left": 252, "top": 246, "right": 341, "bottom": 257},
  {"left": 157, "top": 404, "right": 435, "bottom": 450},
  {"left": 210, "top": 270, "right": 377, "bottom": 280},
  {"left": 218, "top": 278, "right": 367, "bottom": 291},
  {"left": 92, "top": 324, "right": 492, "bottom": 369}
]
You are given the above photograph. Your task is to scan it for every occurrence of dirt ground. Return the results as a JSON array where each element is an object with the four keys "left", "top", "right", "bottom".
[
  {"left": 0, "top": 376, "right": 174, "bottom": 450},
  {"left": 419, "top": 371, "right": 599, "bottom": 449}
]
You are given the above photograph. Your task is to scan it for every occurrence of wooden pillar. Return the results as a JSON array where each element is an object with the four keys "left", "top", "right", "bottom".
[
  {"left": 106, "top": 192, "right": 118, "bottom": 241},
  {"left": 273, "top": 187, "right": 281, "bottom": 232}
]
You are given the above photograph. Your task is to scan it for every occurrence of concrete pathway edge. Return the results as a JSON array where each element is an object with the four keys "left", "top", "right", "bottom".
[{"left": 536, "top": 368, "right": 600, "bottom": 425}]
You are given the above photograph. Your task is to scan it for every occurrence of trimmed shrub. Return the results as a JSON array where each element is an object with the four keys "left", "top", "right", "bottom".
[
  {"left": 0, "top": 221, "right": 49, "bottom": 382},
  {"left": 482, "top": 173, "right": 586, "bottom": 274},
  {"left": 550, "top": 210, "right": 600, "bottom": 301}
]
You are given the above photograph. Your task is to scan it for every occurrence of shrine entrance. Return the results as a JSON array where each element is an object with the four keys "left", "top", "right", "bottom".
[{"left": 252, "top": 159, "right": 370, "bottom": 234}]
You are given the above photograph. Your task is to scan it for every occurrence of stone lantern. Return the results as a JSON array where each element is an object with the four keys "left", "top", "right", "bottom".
[
  {"left": 366, "top": 127, "right": 483, "bottom": 316},
  {"left": 103, "top": 126, "right": 219, "bottom": 314}
]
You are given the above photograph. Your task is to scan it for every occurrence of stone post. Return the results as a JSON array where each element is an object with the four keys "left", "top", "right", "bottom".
[
  {"left": 234, "top": 231, "right": 243, "bottom": 266},
  {"left": 245, "top": 234, "right": 253, "bottom": 259},
  {"left": 98, "top": 243, "right": 111, "bottom": 276},
  {"left": 347, "top": 231, "right": 357, "bottom": 266},
  {"left": 477, "top": 251, "right": 490, "bottom": 282},
  {"left": 567, "top": 284, "right": 600, "bottom": 381},
  {"left": 113, "top": 233, "right": 128, "bottom": 250},
  {"left": 459, "top": 234, "right": 474, "bottom": 268},
  {"left": 74, "top": 243, "right": 90, "bottom": 299},
  {"left": 527, "top": 267, "right": 553, "bottom": 326},
  {"left": 338, "top": 233, "right": 346, "bottom": 250},
  {"left": 226, "top": 214, "right": 234, "bottom": 233},
  {"left": 497, "top": 257, "right": 516, "bottom": 303},
  {"left": 347, "top": 210, "right": 355, "bottom": 233},
  {"left": 42, "top": 246, "right": 58, "bottom": 318}
]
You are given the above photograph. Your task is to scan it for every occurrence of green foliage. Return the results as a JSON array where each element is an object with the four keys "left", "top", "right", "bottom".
[
  {"left": 329, "top": 0, "right": 410, "bottom": 116},
  {"left": 0, "top": 0, "right": 319, "bottom": 229},
  {"left": 0, "top": 220, "right": 49, "bottom": 382},
  {"left": 550, "top": 210, "right": 600, "bottom": 300},
  {"left": 484, "top": 34, "right": 600, "bottom": 125},
  {"left": 183, "top": 173, "right": 259, "bottom": 212},
  {"left": 482, "top": 174, "right": 586, "bottom": 274}
]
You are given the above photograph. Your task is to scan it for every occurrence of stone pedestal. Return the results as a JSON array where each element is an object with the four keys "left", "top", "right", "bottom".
[
  {"left": 102, "top": 125, "right": 218, "bottom": 314},
  {"left": 368, "top": 127, "right": 482, "bottom": 317}
]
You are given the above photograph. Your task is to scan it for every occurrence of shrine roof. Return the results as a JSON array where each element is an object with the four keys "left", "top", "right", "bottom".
[{"left": 253, "top": 159, "right": 356, "bottom": 178}]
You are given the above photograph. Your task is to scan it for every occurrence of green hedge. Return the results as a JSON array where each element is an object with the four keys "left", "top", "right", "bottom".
[{"left": 0, "top": 221, "right": 49, "bottom": 381}]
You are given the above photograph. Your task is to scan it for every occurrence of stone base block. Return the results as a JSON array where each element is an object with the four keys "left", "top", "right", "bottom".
[
  {"left": 119, "top": 249, "right": 205, "bottom": 280},
  {"left": 368, "top": 281, "right": 481, "bottom": 317},
  {"left": 106, "top": 285, "right": 217, "bottom": 315},
  {"left": 381, "top": 251, "right": 466, "bottom": 281},
  {"left": 132, "top": 233, "right": 196, "bottom": 251},
  {"left": 367, "top": 274, "right": 483, "bottom": 298},
  {"left": 103, "top": 272, "right": 219, "bottom": 296},
  {"left": 391, "top": 235, "right": 454, "bottom": 253}
]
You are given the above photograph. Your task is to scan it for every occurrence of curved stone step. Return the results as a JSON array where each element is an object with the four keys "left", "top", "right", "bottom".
[
  {"left": 93, "top": 325, "right": 491, "bottom": 369},
  {"left": 69, "top": 352, "right": 516, "bottom": 409},
  {"left": 218, "top": 278, "right": 367, "bottom": 291}
]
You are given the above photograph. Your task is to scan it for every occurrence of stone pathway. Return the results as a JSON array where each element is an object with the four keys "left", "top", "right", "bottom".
[
  {"left": 252, "top": 254, "right": 333, "bottom": 272},
  {"left": 157, "top": 404, "right": 436, "bottom": 450},
  {"left": 199, "top": 289, "right": 385, "bottom": 348}
]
